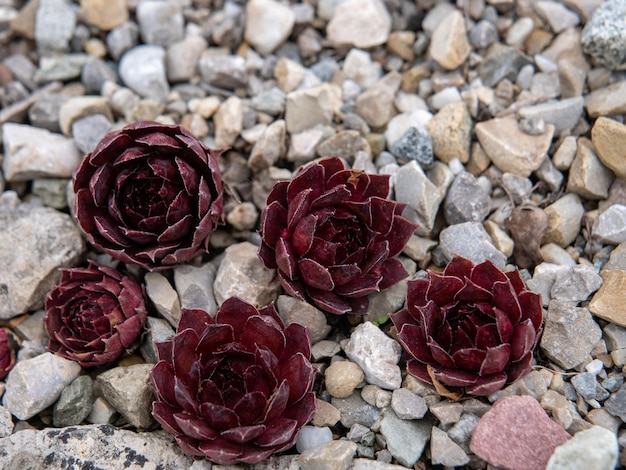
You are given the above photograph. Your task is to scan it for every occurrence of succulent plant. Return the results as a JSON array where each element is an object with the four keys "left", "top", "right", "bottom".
[
  {"left": 258, "top": 156, "right": 417, "bottom": 315},
  {"left": 391, "top": 256, "right": 543, "bottom": 397},
  {"left": 150, "top": 297, "right": 317, "bottom": 465},
  {"left": 73, "top": 120, "right": 224, "bottom": 271},
  {"left": 0, "top": 328, "right": 16, "bottom": 380},
  {"left": 44, "top": 261, "right": 148, "bottom": 368}
]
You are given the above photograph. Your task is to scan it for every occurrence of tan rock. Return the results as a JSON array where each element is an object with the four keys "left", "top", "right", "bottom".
[
  {"left": 317, "top": 130, "right": 371, "bottom": 161},
  {"left": 214, "top": 96, "right": 243, "bottom": 148},
  {"left": 401, "top": 63, "right": 430, "bottom": 93},
  {"left": 326, "top": 0, "right": 391, "bottom": 49},
  {"left": 311, "top": 398, "right": 341, "bottom": 427},
  {"left": 355, "top": 71, "right": 401, "bottom": 129},
  {"left": 426, "top": 102, "right": 472, "bottom": 163},
  {"left": 566, "top": 138, "right": 614, "bottom": 200},
  {"left": 542, "top": 193, "right": 584, "bottom": 247},
  {"left": 59, "top": 96, "right": 113, "bottom": 136},
  {"left": 589, "top": 270, "right": 626, "bottom": 327},
  {"left": 285, "top": 83, "right": 342, "bottom": 133},
  {"left": 274, "top": 57, "right": 305, "bottom": 93},
  {"left": 592, "top": 116, "right": 626, "bottom": 178},
  {"left": 484, "top": 220, "right": 514, "bottom": 258},
  {"left": 325, "top": 361, "right": 365, "bottom": 399},
  {"left": 428, "top": 10, "right": 471, "bottom": 70},
  {"left": 474, "top": 115, "right": 554, "bottom": 176},
  {"left": 80, "top": 0, "right": 128, "bottom": 31},
  {"left": 10, "top": 0, "right": 38, "bottom": 39},
  {"left": 387, "top": 31, "right": 415, "bottom": 61},
  {"left": 585, "top": 81, "right": 626, "bottom": 117}
]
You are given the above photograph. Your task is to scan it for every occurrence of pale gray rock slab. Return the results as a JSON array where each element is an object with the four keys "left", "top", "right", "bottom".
[
  {"left": 299, "top": 440, "right": 357, "bottom": 470},
  {"left": 344, "top": 321, "right": 402, "bottom": 390},
  {"left": 244, "top": 0, "right": 295, "bottom": 55},
  {"left": 86, "top": 397, "right": 117, "bottom": 425},
  {"left": 518, "top": 97, "right": 584, "bottom": 134},
  {"left": 173, "top": 262, "right": 217, "bottom": 315},
  {"left": 295, "top": 425, "right": 333, "bottom": 453},
  {"left": 34, "top": 0, "right": 76, "bottom": 54},
  {"left": 540, "top": 301, "right": 603, "bottom": 370},
  {"left": 119, "top": 45, "right": 170, "bottom": 101},
  {"left": 395, "top": 160, "right": 443, "bottom": 236},
  {"left": 249, "top": 119, "right": 287, "bottom": 170},
  {"left": 252, "top": 87, "right": 286, "bottom": 116},
  {"left": 3, "top": 352, "right": 82, "bottom": 420},
  {"left": 136, "top": 0, "right": 184, "bottom": 47},
  {"left": 527, "top": 262, "right": 570, "bottom": 306},
  {"left": 276, "top": 295, "right": 330, "bottom": 344},
  {"left": 166, "top": 36, "right": 207, "bottom": 83},
  {"left": 140, "top": 316, "right": 175, "bottom": 363},
  {"left": 96, "top": 364, "right": 155, "bottom": 430},
  {"left": 391, "top": 388, "right": 428, "bottom": 420},
  {"left": 81, "top": 56, "right": 118, "bottom": 94},
  {"left": 547, "top": 425, "right": 618, "bottom": 470},
  {"left": 71, "top": 114, "right": 111, "bottom": 154},
  {"left": 550, "top": 264, "right": 602, "bottom": 302},
  {"left": 351, "top": 459, "right": 408, "bottom": 470},
  {"left": 593, "top": 204, "right": 626, "bottom": 244},
  {"left": 198, "top": 52, "right": 247, "bottom": 90},
  {"left": 0, "top": 193, "right": 85, "bottom": 319},
  {"left": 571, "top": 372, "right": 597, "bottom": 400},
  {"left": 214, "top": 242, "right": 281, "bottom": 307},
  {"left": 53, "top": 375, "right": 94, "bottom": 427},
  {"left": 430, "top": 426, "right": 470, "bottom": 467},
  {"left": 0, "top": 424, "right": 194, "bottom": 469},
  {"left": 438, "top": 221, "right": 507, "bottom": 269},
  {"left": 106, "top": 21, "right": 140, "bottom": 61},
  {"left": 331, "top": 392, "right": 381, "bottom": 428},
  {"left": 31, "top": 178, "right": 70, "bottom": 209},
  {"left": 326, "top": 0, "right": 391, "bottom": 48},
  {"left": 604, "top": 323, "right": 626, "bottom": 351},
  {"left": 380, "top": 408, "right": 432, "bottom": 467},
  {"left": 2, "top": 123, "right": 81, "bottom": 181},
  {"left": 3, "top": 54, "right": 37, "bottom": 91},
  {"left": 342, "top": 48, "right": 383, "bottom": 90},
  {"left": 34, "top": 54, "right": 90, "bottom": 83},
  {"left": 285, "top": 83, "right": 342, "bottom": 133}
]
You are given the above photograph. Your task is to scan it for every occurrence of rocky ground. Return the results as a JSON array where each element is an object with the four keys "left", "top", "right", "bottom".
[{"left": 1, "top": 0, "right": 626, "bottom": 468}]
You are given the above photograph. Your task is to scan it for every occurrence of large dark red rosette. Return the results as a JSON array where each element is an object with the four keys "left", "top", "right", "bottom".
[
  {"left": 0, "top": 328, "right": 16, "bottom": 380},
  {"left": 150, "top": 297, "right": 316, "bottom": 465},
  {"left": 73, "top": 120, "right": 224, "bottom": 271},
  {"left": 391, "top": 256, "right": 543, "bottom": 396},
  {"left": 258, "top": 156, "right": 417, "bottom": 315},
  {"left": 44, "top": 260, "right": 148, "bottom": 367}
]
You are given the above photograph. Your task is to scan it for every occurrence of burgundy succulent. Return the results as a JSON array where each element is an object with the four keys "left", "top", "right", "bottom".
[
  {"left": 150, "top": 297, "right": 317, "bottom": 464},
  {"left": 73, "top": 120, "right": 224, "bottom": 271},
  {"left": 391, "top": 256, "right": 543, "bottom": 396},
  {"left": 0, "top": 328, "right": 16, "bottom": 380},
  {"left": 44, "top": 261, "right": 148, "bottom": 368},
  {"left": 258, "top": 156, "right": 417, "bottom": 315}
]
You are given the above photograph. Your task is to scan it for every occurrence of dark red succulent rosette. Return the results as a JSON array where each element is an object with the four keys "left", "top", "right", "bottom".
[
  {"left": 258, "top": 156, "right": 417, "bottom": 315},
  {"left": 73, "top": 120, "right": 224, "bottom": 271},
  {"left": 150, "top": 297, "right": 317, "bottom": 465},
  {"left": 391, "top": 256, "right": 543, "bottom": 397},
  {"left": 0, "top": 328, "right": 16, "bottom": 380},
  {"left": 44, "top": 260, "right": 148, "bottom": 368}
]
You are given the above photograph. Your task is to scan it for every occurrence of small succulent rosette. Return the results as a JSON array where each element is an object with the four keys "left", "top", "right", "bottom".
[
  {"left": 73, "top": 120, "right": 224, "bottom": 271},
  {"left": 150, "top": 297, "right": 316, "bottom": 465},
  {"left": 258, "top": 156, "right": 417, "bottom": 315},
  {"left": 44, "top": 261, "right": 148, "bottom": 368},
  {"left": 0, "top": 328, "right": 16, "bottom": 380},
  {"left": 391, "top": 256, "right": 543, "bottom": 397}
]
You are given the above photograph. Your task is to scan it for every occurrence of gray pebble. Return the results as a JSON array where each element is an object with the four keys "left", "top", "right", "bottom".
[
  {"left": 81, "top": 57, "right": 118, "bottom": 94},
  {"left": 106, "top": 22, "right": 140, "bottom": 61},
  {"left": 438, "top": 221, "right": 507, "bottom": 269},
  {"left": 391, "top": 388, "right": 428, "bottom": 420},
  {"left": 71, "top": 114, "right": 112, "bottom": 154},
  {"left": 136, "top": 0, "right": 184, "bottom": 47},
  {"left": 581, "top": 0, "right": 626, "bottom": 70},
  {"left": 53, "top": 376, "right": 94, "bottom": 427},
  {"left": 35, "top": 0, "right": 76, "bottom": 54},
  {"left": 119, "top": 45, "right": 170, "bottom": 101},
  {"left": 379, "top": 409, "right": 432, "bottom": 467},
  {"left": 444, "top": 171, "right": 491, "bottom": 224},
  {"left": 295, "top": 425, "right": 333, "bottom": 453},
  {"left": 390, "top": 127, "right": 433, "bottom": 167}
]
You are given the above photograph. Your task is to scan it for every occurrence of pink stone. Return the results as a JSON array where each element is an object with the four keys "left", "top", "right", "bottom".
[{"left": 469, "top": 395, "right": 571, "bottom": 470}]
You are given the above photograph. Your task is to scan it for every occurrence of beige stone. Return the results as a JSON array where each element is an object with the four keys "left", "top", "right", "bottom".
[
  {"left": 592, "top": 116, "right": 626, "bottom": 178},
  {"left": 326, "top": 0, "right": 391, "bottom": 48},
  {"left": 80, "top": 0, "right": 128, "bottom": 31},
  {"left": 59, "top": 96, "right": 113, "bottom": 136},
  {"left": 325, "top": 361, "right": 365, "bottom": 399},
  {"left": 474, "top": 115, "right": 554, "bottom": 176},
  {"left": 426, "top": 102, "right": 472, "bottom": 163},
  {"left": 585, "top": 81, "right": 626, "bottom": 117},
  {"left": 274, "top": 57, "right": 305, "bottom": 93},
  {"left": 387, "top": 31, "right": 415, "bottom": 61},
  {"left": 589, "top": 270, "right": 626, "bottom": 327},
  {"left": 566, "top": 138, "right": 614, "bottom": 200},
  {"left": 542, "top": 193, "right": 584, "bottom": 247},
  {"left": 214, "top": 96, "right": 243, "bottom": 148},
  {"left": 355, "top": 72, "right": 401, "bottom": 129},
  {"left": 428, "top": 10, "right": 471, "bottom": 70},
  {"left": 10, "top": 0, "right": 38, "bottom": 39},
  {"left": 484, "top": 220, "right": 514, "bottom": 257},
  {"left": 311, "top": 398, "right": 341, "bottom": 427},
  {"left": 285, "top": 83, "right": 342, "bottom": 133}
]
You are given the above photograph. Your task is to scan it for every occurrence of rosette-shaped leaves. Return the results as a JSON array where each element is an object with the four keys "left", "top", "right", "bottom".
[
  {"left": 391, "top": 256, "right": 542, "bottom": 397},
  {"left": 0, "top": 329, "right": 16, "bottom": 380},
  {"left": 73, "top": 121, "right": 224, "bottom": 271},
  {"left": 44, "top": 261, "right": 148, "bottom": 367},
  {"left": 150, "top": 297, "right": 316, "bottom": 465},
  {"left": 258, "top": 157, "right": 417, "bottom": 315}
]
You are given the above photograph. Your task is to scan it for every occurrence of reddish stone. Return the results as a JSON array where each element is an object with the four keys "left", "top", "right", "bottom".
[{"left": 470, "top": 395, "right": 571, "bottom": 470}]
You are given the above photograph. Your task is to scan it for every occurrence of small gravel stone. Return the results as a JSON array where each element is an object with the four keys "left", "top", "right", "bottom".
[
  {"left": 80, "top": 0, "right": 128, "bottom": 31},
  {"left": 0, "top": 406, "right": 13, "bottom": 438},
  {"left": 380, "top": 409, "right": 432, "bottom": 467},
  {"left": 542, "top": 193, "right": 584, "bottom": 247},
  {"left": 299, "top": 440, "right": 357, "bottom": 470},
  {"left": 166, "top": 36, "right": 208, "bottom": 83},
  {"left": 428, "top": 10, "right": 471, "bottom": 70},
  {"left": 96, "top": 364, "right": 155, "bottom": 429},
  {"left": 119, "top": 45, "right": 169, "bottom": 101},
  {"left": 325, "top": 360, "right": 365, "bottom": 399},
  {"left": 295, "top": 425, "right": 333, "bottom": 453},
  {"left": 470, "top": 395, "right": 571, "bottom": 470},
  {"left": 540, "top": 301, "right": 603, "bottom": 370},
  {"left": 332, "top": 392, "right": 381, "bottom": 428},
  {"left": 35, "top": 0, "right": 76, "bottom": 54},
  {"left": 430, "top": 426, "right": 470, "bottom": 467},
  {"left": 245, "top": 0, "right": 295, "bottom": 55},
  {"left": 429, "top": 401, "right": 463, "bottom": 426},
  {"left": 276, "top": 295, "right": 331, "bottom": 344},
  {"left": 547, "top": 426, "right": 618, "bottom": 470},
  {"left": 145, "top": 272, "right": 181, "bottom": 328},
  {"left": 86, "top": 397, "right": 117, "bottom": 425},
  {"left": 390, "top": 127, "right": 433, "bottom": 167},
  {"left": 311, "top": 399, "right": 341, "bottom": 427},
  {"left": 53, "top": 375, "right": 94, "bottom": 427},
  {"left": 518, "top": 97, "right": 584, "bottom": 134},
  {"left": 106, "top": 22, "right": 140, "bottom": 61},
  {"left": 390, "top": 388, "right": 428, "bottom": 420},
  {"left": 71, "top": 114, "right": 111, "bottom": 154},
  {"left": 566, "top": 138, "right": 614, "bottom": 200},
  {"left": 581, "top": 0, "right": 626, "bottom": 70},
  {"left": 550, "top": 264, "right": 602, "bottom": 303},
  {"left": 326, "top": 0, "right": 391, "bottom": 49},
  {"left": 438, "top": 221, "right": 507, "bottom": 269},
  {"left": 3, "top": 352, "right": 81, "bottom": 420},
  {"left": 285, "top": 83, "right": 341, "bottom": 133},
  {"left": 198, "top": 52, "right": 247, "bottom": 90},
  {"left": 444, "top": 171, "right": 491, "bottom": 224},
  {"left": 139, "top": 316, "right": 175, "bottom": 364},
  {"left": 173, "top": 263, "right": 217, "bottom": 315},
  {"left": 593, "top": 204, "right": 626, "bottom": 244},
  {"left": 136, "top": 0, "right": 184, "bottom": 47},
  {"left": 571, "top": 373, "right": 598, "bottom": 400},
  {"left": 344, "top": 321, "right": 402, "bottom": 390},
  {"left": 590, "top": 270, "right": 626, "bottom": 328},
  {"left": 361, "top": 384, "right": 392, "bottom": 408},
  {"left": 395, "top": 160, "right": 443, "bottom": 235},
  {"left": 584, "top": 80, "right": 626, "bottom": 117}
]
